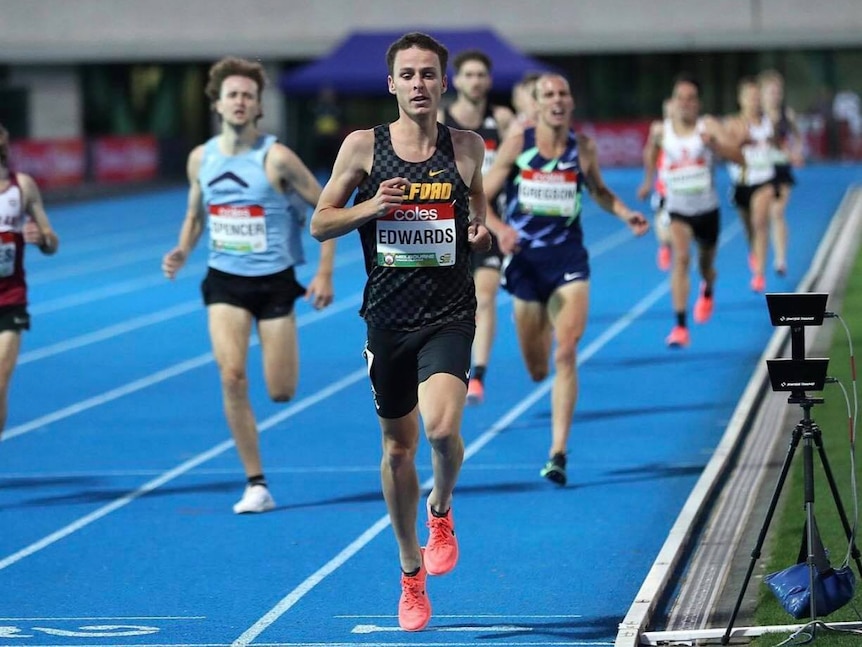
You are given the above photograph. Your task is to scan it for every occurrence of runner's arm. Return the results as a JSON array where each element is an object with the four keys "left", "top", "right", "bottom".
[
  {"left": 579, "top": 134, "right": 649, "bottom": 236},
  {"left": 18, "top": 173, "right": 59, "bottom": 254},
  {"left": 311, "top": 130, "right": 407, "bottom": 241},
  {"left": 637, "top": 120, "right": 662, "bottom": 200},
  {"left": 270, "top": 143, "right": 336, "bottom": 287},
  {"left": 162, "top": 146, "right": 205, "bottom": 279}
]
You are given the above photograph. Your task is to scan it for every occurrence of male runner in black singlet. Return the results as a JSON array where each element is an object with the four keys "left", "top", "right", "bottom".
[{"left": 311, "top": 32, "right": 491, "bottom": 633}]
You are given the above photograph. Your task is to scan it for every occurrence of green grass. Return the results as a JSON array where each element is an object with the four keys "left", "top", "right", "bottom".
[{"left": 749, "top": 249, "right": 862, "bottom": 646}]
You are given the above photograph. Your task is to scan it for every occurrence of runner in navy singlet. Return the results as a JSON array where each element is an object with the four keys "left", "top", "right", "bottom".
[{"left": 482, "top": 73, "right": 649, "bottom": 487}]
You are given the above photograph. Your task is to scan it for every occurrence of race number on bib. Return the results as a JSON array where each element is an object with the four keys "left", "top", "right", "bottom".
[
  {"left": 0, "top": 232, "right": 15, "bottom": 278},
  {"left": 518, "top": 169, "right": 580, "bottom": 218},
  {"left": 744, "top": 144, "right": 774, "bottom": 172},
  {"left": 665, "top": 162, "right": 711, "bottom": 194},
  {"left": 376, "top": 202, "right": 456, "bottom": 267},
  {"left": 482, "top": 141, "right": 497, "bottom": 176},
  {"left": 208, "top": 204, "right": 267, "bottom": 254}
]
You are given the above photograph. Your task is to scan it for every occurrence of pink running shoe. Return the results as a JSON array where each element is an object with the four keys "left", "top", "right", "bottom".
[
  {"left": 657, "top": 244, "right": 672, "bottom": 271},
  {"left": 398, "top": 549, "right": 431, "bottom": 631},
  {"left": 666, "top": 325, "right": 691, "bottom": 348},
  {"left": 693, "top": 285, "right": 714, "bottom": 324},
  {"left": 424, "top": 500, "right": 458, "bottom": 576},
  {"left": 466, "top": 378, "right": 484, "bottom": 405},
  {"left": 751, "top": 273, "right": 765, "bottom": 293}
]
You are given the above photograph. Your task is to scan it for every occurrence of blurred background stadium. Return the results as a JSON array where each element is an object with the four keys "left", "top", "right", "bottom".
[{"left": 1, "top": 0, "right": 860, "bottom": 196}]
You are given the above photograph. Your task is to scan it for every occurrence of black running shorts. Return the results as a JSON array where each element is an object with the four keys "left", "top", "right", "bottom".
[
  {"left": 669, "top": 208, "right": 720, "bottom": 248},
  {"left": 363, "top": 319, "right": 475, "bottom": 419},
  {"left": 0, "top": 304, "right": 30, "bottom": 332},
  {"left": 470, "top": 231, "right": 504, "bottom": 273},
  {"left": 201, "top": 266, "right": 306, "bottom": 320}
]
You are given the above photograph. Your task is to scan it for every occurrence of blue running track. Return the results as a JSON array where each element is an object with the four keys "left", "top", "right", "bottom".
[{"left": 0, "top": 163, "right": 860, "bottom": 646}]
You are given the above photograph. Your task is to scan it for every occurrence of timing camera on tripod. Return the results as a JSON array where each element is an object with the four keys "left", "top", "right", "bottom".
[{"left": 722, "top": 293, "right": 862, "bottom": 644}]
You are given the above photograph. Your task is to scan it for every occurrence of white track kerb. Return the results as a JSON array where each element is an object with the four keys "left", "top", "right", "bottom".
[{"left": 615, "top": 185, "right": 862, "bottom": 646}]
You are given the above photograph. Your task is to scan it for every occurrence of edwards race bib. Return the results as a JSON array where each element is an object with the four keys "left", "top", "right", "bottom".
[{"left": 376, "top": 202, "right": 456, "bottom": 267}]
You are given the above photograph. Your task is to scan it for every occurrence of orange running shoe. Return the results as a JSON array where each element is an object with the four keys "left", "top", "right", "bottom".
[
  {"left": 751, "top": 273, "right": 765, "bottom": 293},
  {"left": 666, "top": 325, "right": 690, "bottom": 348},
  {"left": 693, "top": 285, "right": 714, "bottom": 324},
  {"left": 398, "top": 550, "right": 431, "bottom": 631},
  {"left": 424, "top": 500, "right": 458, "bottom": 576},
  {"left": 466, "top": 378, "right": 484, "bottom": 405},
  {"left": 657, "top": 244, "right": 671, "bottom": 271}
]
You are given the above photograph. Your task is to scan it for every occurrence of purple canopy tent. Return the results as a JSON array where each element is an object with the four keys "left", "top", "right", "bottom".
[{"left": 279, "top": 28, "right": 556, "bottom": 96}]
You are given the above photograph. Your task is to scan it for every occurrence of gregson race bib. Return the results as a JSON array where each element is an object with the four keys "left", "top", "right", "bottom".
[
  {"left": 208, "top": 204, "right": 268, "bottom": 254},
  {"left": 376, "top": 202, "right": 456, "bottom": 267},
  {"left": 518, "top": 169, "right": 580, "bottom": 218}
]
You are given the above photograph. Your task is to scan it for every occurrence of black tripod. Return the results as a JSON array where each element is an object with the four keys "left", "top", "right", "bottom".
[{"left": 721, "top": 393, "right": 862, "bottom": 644}]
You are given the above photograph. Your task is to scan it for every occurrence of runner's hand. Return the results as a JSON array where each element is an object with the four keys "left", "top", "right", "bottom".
[
  {"left": 626, "top": 211, "right": 650, "bottom": 237},
  {"left": 468, "top": 219, "right": 492, "bottom": 253},
  {"left": 494, "top": 223, "right": 520, "bottom": 255},
  {"left": 162, "top": 248, "right": 187, "bottom": 280},
  {"left": 306, "top": 273, "right": 334, "bottom": 310},
  {"left": 372, "top": 177, "right": 410, "bottom": 218}
]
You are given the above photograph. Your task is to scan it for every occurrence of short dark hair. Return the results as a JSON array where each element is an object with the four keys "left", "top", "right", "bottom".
[
  {"left": 386, "top": 32, "right": 449, "bottom": 77},
  {"left": 453, "top": 49, "right": 491, "bottom": 73},
  {"left": 737, "top": 75, "right": 759, "bottom": 92},
  {"left": 672, "top": 73, "right": 702, "bottom": 96}
]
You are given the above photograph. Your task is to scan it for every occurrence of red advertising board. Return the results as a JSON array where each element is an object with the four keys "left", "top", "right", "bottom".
[
  {"left": 575, "top": 120, "right": 651, "bottom": 168},
  {"left": 92, "top": 134, "right": 159, "bottom": 183},
  {"left": 8, "top": 138, "right": 86, "bottom": 189}
]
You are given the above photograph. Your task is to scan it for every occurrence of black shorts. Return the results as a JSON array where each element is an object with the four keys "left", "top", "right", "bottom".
[
  {"left": 0, "top": 304, "right": 30, "bottom": 333},
  {"left": 201, "top": 266, "right": 306, "bottom": 320},
  {"left": 363, "top": 319, "right": 474, "bottom": 419},
  {"left": 773, "top": 164, "right": 796, "bottom": 189},
  {"left": 731, "top": 181, "right": 773, "bottom": 210},
  {"left": 669, "top": 209, "right": 720, "bottom": 248},
  {"left": 470, "top": 231, "right": 504, "bottom": 273}
]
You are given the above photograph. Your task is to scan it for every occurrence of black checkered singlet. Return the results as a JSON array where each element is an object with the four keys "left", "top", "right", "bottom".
[{"left": 355, "top": 124, "right": 476, "bottom": 331}]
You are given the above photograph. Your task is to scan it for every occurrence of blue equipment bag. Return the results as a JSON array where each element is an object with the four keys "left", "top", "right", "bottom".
[{"left": 764, "top": 518, "right": 856, "bottom": 619}]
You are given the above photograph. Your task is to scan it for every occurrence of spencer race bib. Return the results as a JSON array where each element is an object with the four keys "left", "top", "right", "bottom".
[
  {"left": 376, "top": 202, "right": 456, "bottom": 267},
  {"left": 208, "top": 204, "right": 267, "bottom": 254}
]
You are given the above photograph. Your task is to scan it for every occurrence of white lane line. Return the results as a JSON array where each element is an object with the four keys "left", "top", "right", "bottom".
[
  {"left": 1, "top": 293, "right": 363, "bottom": 442},
  {"left": 336, "top": 614, "right": 583, "bottom": 618},
  {"left": 30, "top": 248, "right": 364, "bottom": 316},
  {"left": 19, "top": 302, "right": 202, "bottom": 364},
  {"left": 0, "top": 367, "right": 367, "bottom": 572},
  {"left": 0, "top": 616, "right": 205, "bottom": 620},
  {"left": 0, "top": 642, "right": 612, "bottom": 647},
  {"left": 230, "top": 280, "right": 671, "bottom": 647},
  {"left": 30, "top": 271, "right": 203, "bottom": 315},
  {"left": 26, "top": 249, "right": 364, "bottom": 359},
  {"left": 28, "top": 243, "right": 178, "bottom": 285},
  {"left": 352, "top": 624, "right": 531, "bottom": 633}
]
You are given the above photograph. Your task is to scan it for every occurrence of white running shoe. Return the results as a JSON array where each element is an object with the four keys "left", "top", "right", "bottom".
[{"left": 232, "top": 484, "right": 276, "bottom": 514}]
